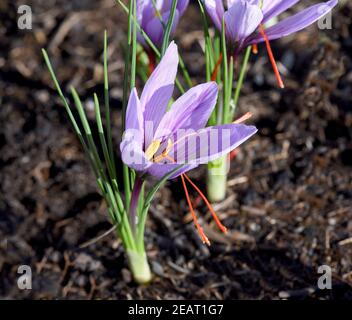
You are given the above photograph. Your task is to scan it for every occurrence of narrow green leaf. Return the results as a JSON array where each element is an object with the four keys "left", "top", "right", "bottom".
[
  {"left": 198, "top": 0, "right": 215, "bottom": 70},
  {"left": 94, "top": 93, "right": 116, "bottom": 178},
  {"left": 226, "top": 56, "right": 234, "bottom": 123},
  {"left": 42, "top": 49, "right": 82, "bottom": 136},
  {"left": 130, "top": 0, "right": 137, "bottom": 89},
  {"left": 161, "top": 0, "right": 178, "bottom": 56},
  {"left": 42, "top": 49, "right": 101, "bottom": 178},
  {"left": 71, "top": 87, "right": 107, "bottom": 181},
  {"left": 232, "top": 45, "right": 251, "bottom": 117},
  {"left": 103, "top": 31, "right": 116, "bottom": 176}
]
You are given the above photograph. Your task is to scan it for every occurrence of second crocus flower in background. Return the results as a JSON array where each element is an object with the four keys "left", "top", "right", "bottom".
[
  {"left": 204, "top": 0, "right": 338, "bottom": 52},
  {"left": 137, "top": 0, "right": 189, "bottom": 49}
]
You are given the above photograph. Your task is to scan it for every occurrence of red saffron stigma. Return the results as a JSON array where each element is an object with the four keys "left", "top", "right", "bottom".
[
  {"left": 181, "top": 174, "right": 210, "bottom": 245},
  {"left": 258, "top": 25, "right": 285, "bottom": 89},
  {"left": 183, "top": 174, "right": 228, "bottom": 234},
  {"left": 252, "top": 44, "right": 258, "bottom": 54},
  {"left": 161, "top": 155, "right": 226, "bottom": 244},
  {"left": 211, "top": 53, "right": 223, "bottom": 81}
]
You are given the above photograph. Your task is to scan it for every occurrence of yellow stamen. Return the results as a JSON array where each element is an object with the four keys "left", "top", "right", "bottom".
[
  {"left": 145, "top": 139, "right": 161, "bottom": 160},
  {"left": 153, "top": 139, "right": 173, "bottom": 163},
  {"left": 153, "top": 132, "right": 201, "bottom": 163}
]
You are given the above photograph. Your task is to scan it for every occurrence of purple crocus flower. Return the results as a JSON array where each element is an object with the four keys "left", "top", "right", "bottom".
[
  {"left": 204, "top": 0, "right": 337, "bottom": 88},
  {"left": 136, "top": 0, "right": 189, "bottom": 48},
  {"left": 121, "top": 41, "right": 257, "bottom": 180},
  {"left": 121, "top": 41, "right": 257, "bottom": 244},
  {"left": 204, "top": 0, "right": 338, "bottom": 49}
]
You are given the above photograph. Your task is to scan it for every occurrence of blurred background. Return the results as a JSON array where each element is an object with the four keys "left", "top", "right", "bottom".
[{"left": 0, "top": 0, "right": 351, "bottom": 299}]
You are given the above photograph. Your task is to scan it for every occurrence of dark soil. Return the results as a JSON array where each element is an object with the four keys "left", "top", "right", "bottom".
[{"left": 0, "top": 0, "right": 352, "bottom": 299}]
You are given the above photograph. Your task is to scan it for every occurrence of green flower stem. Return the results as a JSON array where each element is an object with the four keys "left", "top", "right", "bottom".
[
  {"left": 206, "top": 155, "right": 228, "bottom": 203},
  {"left": 126, "top": 250, "right": 152, "bottom": 284},
  {"left": 232, "top": 46, "right": 251, "bottom": 116},
  {"left": 161, "top": 0, "right": 178, "bottom": 56}
]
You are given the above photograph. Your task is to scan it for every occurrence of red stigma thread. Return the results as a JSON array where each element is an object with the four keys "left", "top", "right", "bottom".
[
  {"left": 211, "top": 53, "right": 223, "bottom": 81},
  {"left": 181, "top": 174, "right": 210, "bottom": 245},
  {"left": 183, "top": 174, "right": 228, "bottom": 234},
  {"left": 162, "top": 154, "right": 227, "bottom": 245},
  {"left": 259, "top": 25, "right": 284, "bottom": 89}
]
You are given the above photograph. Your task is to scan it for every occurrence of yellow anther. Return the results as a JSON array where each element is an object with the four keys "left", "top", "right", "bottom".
[
  {"left": 145, "top": 139, "right": 161, "bottom": 160},
  {"left": 153, "top": 138, "right": 173, "bottom": 163}
]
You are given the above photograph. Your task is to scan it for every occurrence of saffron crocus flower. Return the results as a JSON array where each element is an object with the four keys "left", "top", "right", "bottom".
[
  {"left": 204, "top": 0, "right": 338, "bottom": 87},
  {"left": 121, "top": 41, "right": 256, "bottom": 180},
  {"left": 121, "top": 42, "right": 257, "bottom": 244},
  {"left": 205, "top": 0, "right": 338, "bottom": 49},
  {"left": 136, "top": 0, "right": 189, "bottom": 48}
]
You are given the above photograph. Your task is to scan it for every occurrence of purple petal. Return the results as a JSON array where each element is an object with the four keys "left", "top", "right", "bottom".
[
  {"left": 177, "top": 0, "right": 189, "bottom": 15},
  {"left": 224, "top": 0, "right": 263, "bottom": 45},
  {"left": 162, "top": 0, "right": 189, "bottom": 16},
  {"left": 154, "top": 82, "right": 218, "bottom": 140},
  {"left": 120, "top": 138, "right": 152, "bottom": 173},
  {"left": 136, "top": 0, "right": 147, "bottom": 23},
  {"left": 124, "top": 88, "right": 144, "bottom": 147},
  {"left": 136, "top": 0, "right": 153, "bottom": 48},
  {"left": 140, "top": 41, "right": 178, "bottom": 146},
  {"left": 139, "top": 0, "right": 156, "bottom": 27},
  {"left": 249, "top": 0, "right": 338, "bottom": 44},
  {"left": 137, "top": 32, "right": 147, "bottom": 47},
  {"left": 120, "top": 89, "right": 150, "bottom": 172},
  {"left": 261, "top": 0, "right": 300, "bottom": 23},
  {"left": 144, "top": 10, "right": 180, "bottom": 47},
  {"left": 204, "top": 0, "right": 225, "bottom": 31},
  {"left": 146, "top": 162, "right": 198, "bottom": 179},
  {"left": 170, "top": 123, "right": 257, "bottom": 164}
]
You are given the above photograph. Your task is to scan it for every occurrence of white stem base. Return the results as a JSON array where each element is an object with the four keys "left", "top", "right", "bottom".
[
  {"left": 126, "top": 250, "right": 152, "bottom": 284},
  {"left": 207, "top": 156, "right": 228, "bottom": 202}
]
